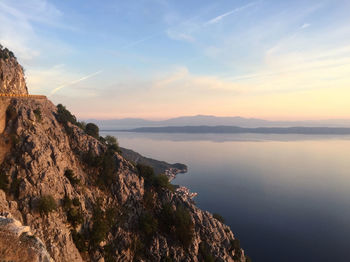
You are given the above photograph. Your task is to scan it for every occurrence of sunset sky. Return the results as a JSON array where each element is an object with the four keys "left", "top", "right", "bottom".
[{"left": 1, "top": 0, "right": 350, "bottom": 120}]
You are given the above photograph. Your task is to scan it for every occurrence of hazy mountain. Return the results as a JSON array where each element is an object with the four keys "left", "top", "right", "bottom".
[
  {"left": 86, "top": 115, "right": 350, "bottom": 130},
  {"left": 122, "top": 126, "right": 350, "bottom": 135}
]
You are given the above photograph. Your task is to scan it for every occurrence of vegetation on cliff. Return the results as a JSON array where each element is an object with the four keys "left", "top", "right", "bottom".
[{"left": 0, "top": 44, "right": 16, "bottom": 60}]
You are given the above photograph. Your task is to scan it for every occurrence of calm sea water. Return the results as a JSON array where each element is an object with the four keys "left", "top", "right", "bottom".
[{"left": 102, "top": 132, "right": 350, "bottom": 262}]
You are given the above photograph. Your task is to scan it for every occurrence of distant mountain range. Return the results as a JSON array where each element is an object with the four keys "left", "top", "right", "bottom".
[
  {"left": 119, "top": 126, "right": 350, "bottom": 135},
  {"left": 86, "top": 115, "right": 350, "bottom": 130}
]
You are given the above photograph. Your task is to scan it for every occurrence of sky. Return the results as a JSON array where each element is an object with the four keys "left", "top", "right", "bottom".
[{"left": 0, "top": 0, "right": 350, "bottom": 120}]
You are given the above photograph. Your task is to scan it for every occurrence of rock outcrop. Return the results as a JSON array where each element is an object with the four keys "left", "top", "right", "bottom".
[
  {"left": 0, "top": 45, "right": 28, "bottom": 95},
  {"left": 0, "top": 46, "right": 249, "bottom": 262},
  {"left": 0, "top": 210, "right": 53, "bottom": 262}
]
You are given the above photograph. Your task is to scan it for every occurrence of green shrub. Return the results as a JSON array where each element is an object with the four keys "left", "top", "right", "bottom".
[
  {"left": 105, "top": 135, "right": 121, "bottom": 153},
  {"left": 85, "top": 123, "right": 99, "bottom": 139},
  {"left": 72, "top": 197, "right": 80, "bottom": 206},
  {"left": 162, "top": 257, "right": 174, "bottom": 262},
  {"left": 62, "top": 195, "right": 73, "bottom": 210},
  {"left": 56, "top": 104, "right": 78, "bottom": 125},
  {"left": 62, "top": 196, "right": 83, "bottom": 228},
  {"left": 137, "top": 164, "right": 155, "bottom": 184},
  {"left": 159, "top": 202, "right": 175, "bottom": 233},
  {"left": 130, "top": 237, "right": 145, "bottom": 259},
  {"left": 139, "top": 212, "right": 158, "bottom": 238},
  {"left": 9, "top": 175, "right": 20, "bottom": 198},
  {"left": 83, "top": 150, "right": 104, "bottom": 168},
  {"left": 91, "top": 215, "right": 109, "bottom": 246},
  {"left": 77, "top": 121, "right": 86, "bottom": 131},
  {"left": 231, "top": 239, "right": 240, "bottom": 250},
  {"left": 55, "top": 104, "right": 87, "bottom": 136},
  {"left": 160, "top": 203, "right": 194, "bottom": 247},
  {"left": 231, "top": 239, "right": 243, "bottom": 259},
  {"left": 10, "top": 134, "right": 20, "bottom": 148},
  {"left": 105, "top": 207, "right": 117, "bottom": 228},
  {"left": 33, "top": 108, "right": 42, "bottom": 122},
  {"left": 6, "top": 105, "right": 17, "bottom": 121},
  {"left": 64, "top": 169, "right": 80, "bottom": 185},
  {"left": 199, "top": 242, "right": 215, "bottom": 262},
  {"left": 143, "top": 190, "right": 155, "bottom": 210},
  {"left": 67, "top": 207, "right": 84, "bottom": 228},
  {"left": 38, "top": 195, "right": 57, "bottom": 214},
  {"left": 0, "top": 173, "right": 9, "bottom": 192},
  {"left": 98, "top": 149, "right": 117, "bottom": 189},
  {"left": 0, "top": 46, "right": 16, "bottom": 59},
  {"left": 174, "top": 205, "right": 194, "bottom": 247},
  {"left": 82, "top": 149, "right": 118, "bottom": 191},
  {"left": 71, "top": 229, "right": 87, "bottom": 252},
  {"left": 213, "top": 213, "right": 225, "bottom": 223},
  {"left": 104, "top": 243, "right": 116, "bottom": 262},
  {"left": 154, "top": 174, "right": 175, "bottom": 192},
  {"left": 90, "top": 204, "right": 112, "bottom": 247},
  {"left": 137, "top": 164, "right": 174, "bottom": 192}
]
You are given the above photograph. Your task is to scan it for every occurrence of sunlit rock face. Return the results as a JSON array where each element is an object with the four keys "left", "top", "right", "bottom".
[{"left": 0, "top": 46, "right": 28, "bottom": 95}]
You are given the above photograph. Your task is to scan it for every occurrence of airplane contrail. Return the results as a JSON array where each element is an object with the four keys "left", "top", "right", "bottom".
[
  {"left": 50, "top": 70, "right": 103, "bottom": 95},
  {"left": 206, "top": 2, "right": 256, "bottom": 25}
]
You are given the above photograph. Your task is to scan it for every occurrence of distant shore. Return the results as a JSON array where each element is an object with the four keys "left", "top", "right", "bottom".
[{"left": 103, "top": 125, "right": 350, "bottom": 135}]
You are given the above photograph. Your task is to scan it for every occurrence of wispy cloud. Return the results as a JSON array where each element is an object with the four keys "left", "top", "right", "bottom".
[
  {"left": 50, "top": 70, "right": 103, "bottom": 95},
  {"left": 166, "top": 30, "right": 196, "bottom": 42},
  {"left": 166, "top": 2, "right": 256, "bottom": 43},
  {"left": 151, "top": 66, "right": 246, "bottom": 93},
  {"left": 0, "top": 0, "right": 74, "bottom": 63},
  {"left": 122, "top": 2, "right": 256, "bottom": 47},
  {"left": 122, "top": 32, "right": 162, "bottom": 49},
  {"left": 301, "top": 23, "right": 311, "bottom": 29},
  {"left": 206, "top": 2, "right": 256, "bottom": 25},
  {"left": 0, "top": 0, "right": 75, "bottom": 30}
]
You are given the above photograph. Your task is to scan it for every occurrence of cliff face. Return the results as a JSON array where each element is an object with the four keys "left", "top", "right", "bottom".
[
  {"left": 0, "top": 98, "right": 248, "bottom": 262},
  {"left": 0, "top": 46, "right": 28, "bottom": 95},
  {"left": 0, "top": 47, "right": 248, "bottom": 262}
]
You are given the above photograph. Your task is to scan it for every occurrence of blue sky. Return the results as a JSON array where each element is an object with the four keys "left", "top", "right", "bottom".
[{"left": 1, "top": 0, "right": 350, "bottom": 119}]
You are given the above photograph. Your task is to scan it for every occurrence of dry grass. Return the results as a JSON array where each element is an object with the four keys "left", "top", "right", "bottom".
[{"left": 0, "top": 230, "right": 38, "bottom": 262}]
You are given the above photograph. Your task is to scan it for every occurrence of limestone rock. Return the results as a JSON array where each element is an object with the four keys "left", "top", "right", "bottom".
[
  {"left": 0, "top": 46, "right": 28, "bottom": 95},
  {"left": 0, "top": 213, "right": 53, "bottom": 262}
]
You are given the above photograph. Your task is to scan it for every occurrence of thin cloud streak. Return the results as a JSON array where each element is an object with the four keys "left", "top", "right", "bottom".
[
  {"left": 206, "top": 2, "right": 256, "bottom": 25},
  {"left": 122, "top": 2, "right": 255, "bottom": 48},
  {"left": 122, "top": 32, "right": 162, "bottom": 49},
  {"left": 301, "top": 23, "right": 311, "bottom": 29},
  {"left": 50, "top": 70, "right": 103, "bottom": 95}
]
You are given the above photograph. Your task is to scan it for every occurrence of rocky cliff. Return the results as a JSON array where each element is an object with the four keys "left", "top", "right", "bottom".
[
  {"left": 0, "top": 45, "right": 28, "bottom": 95},
  {"left": 0, "top": 47, "right": 249, "bottom": 262}
]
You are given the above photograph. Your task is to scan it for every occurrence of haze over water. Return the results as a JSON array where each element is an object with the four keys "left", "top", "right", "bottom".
[{"left": 103, "top": 131, "right": 350, "bottom": 262}]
